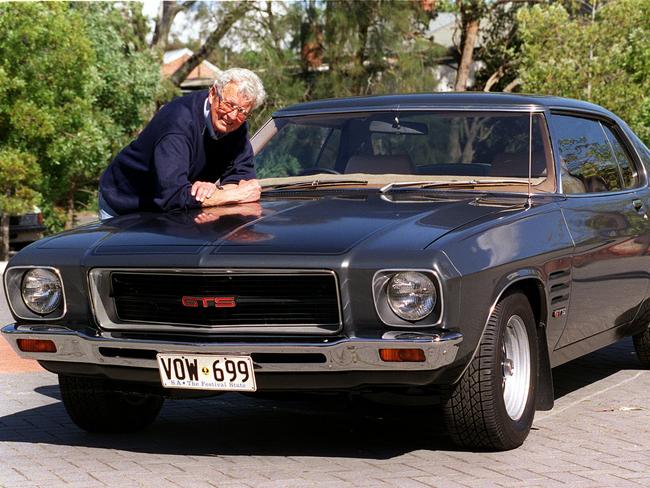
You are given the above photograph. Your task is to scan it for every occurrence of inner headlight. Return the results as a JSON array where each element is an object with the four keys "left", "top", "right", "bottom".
[
  {"left": 387, "top": 271, "right": 436, "bottom": 321},
  {"left": 21, "top": 269, "right": 62, "bottom": 315}
]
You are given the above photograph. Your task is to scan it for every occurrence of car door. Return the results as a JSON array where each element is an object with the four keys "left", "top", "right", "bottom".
[{"left": 552, "top": 112, "right": 650, "bottom": 349}]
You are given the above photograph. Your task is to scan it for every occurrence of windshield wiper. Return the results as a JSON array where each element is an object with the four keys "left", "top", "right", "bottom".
[
  {"left": 263, "top": 179, "right": 368, "bottom": 191},
  {"left": 379, "top": 179, "right": 529, "bottom": 193}
]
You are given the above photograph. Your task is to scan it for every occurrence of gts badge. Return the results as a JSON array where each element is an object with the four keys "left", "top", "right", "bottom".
[{"left": 181, "top": 296, "right": 237, "bottom": 308}]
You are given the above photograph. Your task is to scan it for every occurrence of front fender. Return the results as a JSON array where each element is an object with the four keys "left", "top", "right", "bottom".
[{"left": 433, "top": 204, "right": 573, "bottom": 384}]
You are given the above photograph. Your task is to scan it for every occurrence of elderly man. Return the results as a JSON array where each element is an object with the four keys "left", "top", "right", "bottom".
[{"left": 98, "top": 68, "right": 266, "bottom": 219}]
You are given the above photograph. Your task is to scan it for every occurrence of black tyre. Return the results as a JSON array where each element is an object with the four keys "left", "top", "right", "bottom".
[
  {"left": 633, "top": 325, "right": 650, "bottom": 367},
  {"left": 59, "top": 375, "right": 164, "bottom": 433},
  {"left": 443, "top": 291, "right": 538, "bottom": 451}
]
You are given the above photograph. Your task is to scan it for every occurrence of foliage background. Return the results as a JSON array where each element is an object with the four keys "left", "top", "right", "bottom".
[
  {"left": 518, "top": 0, "right": 650, "bottom": 142},
  {"left": 0, "top": 1, "right": 160, "bottom": 232}
]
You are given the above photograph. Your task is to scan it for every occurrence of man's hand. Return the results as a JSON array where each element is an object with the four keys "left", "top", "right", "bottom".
[
  {"left": 201, "top": 179, "right": 261, "bottom": 208},
  {"left": 235, "top": 179, "right": 262, "bottom": 203},
  {"left": 191, "top": 181, "right": 218, "bottom": 203}
]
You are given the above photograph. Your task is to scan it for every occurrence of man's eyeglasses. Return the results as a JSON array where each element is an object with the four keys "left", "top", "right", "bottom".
[{"left": 215, "top": 88, "right": 251, "bottom": 121}]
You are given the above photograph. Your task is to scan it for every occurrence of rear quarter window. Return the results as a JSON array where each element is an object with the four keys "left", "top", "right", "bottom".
[
  {"left": 600, "top": 124, "right": 639, "bottom": 189},
  {"left": 629, "top": 132, "right": 650, "bottom": 174}
]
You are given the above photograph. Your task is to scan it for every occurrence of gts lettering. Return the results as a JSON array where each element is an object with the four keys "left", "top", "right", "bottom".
[{"left": 181, "top": 296, "right": 237, "bottom": 308}]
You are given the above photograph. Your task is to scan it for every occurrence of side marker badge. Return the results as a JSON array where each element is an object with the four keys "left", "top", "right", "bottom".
[{"left": 552, "top": 307, "right": 567, "bottom": 318}]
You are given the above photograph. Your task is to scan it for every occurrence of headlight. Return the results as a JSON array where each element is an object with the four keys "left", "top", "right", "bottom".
[
  {"left": 21, "top": 269, "right": 62, "bottom": 315},
  {"left": 387, "top": 271, "right": 436, "bottom": 321}
]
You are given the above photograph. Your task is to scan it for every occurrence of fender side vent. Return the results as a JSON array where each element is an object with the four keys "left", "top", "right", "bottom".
[
  {"left": 548, "top": 267, "right": 571, "bottom": 309},
  {"left": 549, "top": 269, "right": 570, "bottom": 280},
  {"left": 550, "top": 283, "right": 569, "bottom": 293}
]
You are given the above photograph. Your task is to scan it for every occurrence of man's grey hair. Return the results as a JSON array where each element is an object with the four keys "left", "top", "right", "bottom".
[{"left": 213, "top": 68, "right": 266, "bottom": 110}]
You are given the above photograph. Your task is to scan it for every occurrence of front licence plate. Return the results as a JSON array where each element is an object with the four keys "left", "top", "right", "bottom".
[{"left": 156, "top": 353, "right": 257, "bottom": 391}]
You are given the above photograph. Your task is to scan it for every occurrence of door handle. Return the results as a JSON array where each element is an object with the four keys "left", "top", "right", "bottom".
[{"left": 633, "top": 199, "right": 645, "bottom": 212}]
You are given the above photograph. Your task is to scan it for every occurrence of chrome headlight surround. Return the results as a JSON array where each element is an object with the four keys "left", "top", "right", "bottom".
[
  {"left": 4, "top": 266, "right": 66, "bottom": 320},
  {"left": 372, "top": 269, "right": 443, "bottom": 327}
]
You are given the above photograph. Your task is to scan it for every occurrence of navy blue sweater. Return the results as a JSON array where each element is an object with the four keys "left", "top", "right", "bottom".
[{"left": 99, "top": 90, "right": 255, "bottom": 214}]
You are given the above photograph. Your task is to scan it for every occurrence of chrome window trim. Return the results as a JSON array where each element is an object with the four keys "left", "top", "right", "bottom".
[
  {"left": 274, "top": 106, "right": 549, "bottom": 118},
  {"left": 372, "top": 268, "right": 444, "bottom": 327},
  {"left": 4, "top": 266, "right": 67, "bottom": 321},
  {"left": 561, "top": 186, "right": 642, "bottom": 198},
  {"left": 88, "top": 268, "right": 343, "bottom": 335}
]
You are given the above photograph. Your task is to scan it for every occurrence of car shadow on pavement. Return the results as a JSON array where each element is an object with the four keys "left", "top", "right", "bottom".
[
  {"left": 0, "top": 338, "right": 643, "bottom": 457},
  {"left": 0, "top": 388, "right": 453, "bottom": 458}
]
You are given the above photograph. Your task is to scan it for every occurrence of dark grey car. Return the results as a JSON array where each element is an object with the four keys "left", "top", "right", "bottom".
[{"left": 4, "top": 93, "right": 650, "bottom": 451}]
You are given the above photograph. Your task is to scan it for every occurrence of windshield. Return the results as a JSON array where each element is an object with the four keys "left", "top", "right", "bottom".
[{"left": 254, "top": 111, "right": 554, "bottom": 192}]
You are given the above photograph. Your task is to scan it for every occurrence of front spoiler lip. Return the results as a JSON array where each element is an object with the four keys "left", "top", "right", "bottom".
[{"left": 2, "top": 324, "right": 462, "bottom": 373}]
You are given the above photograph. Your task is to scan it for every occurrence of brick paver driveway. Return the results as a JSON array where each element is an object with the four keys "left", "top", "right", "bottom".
[{"left": 1, "top": 274, "right": 649, "bottom": 488}]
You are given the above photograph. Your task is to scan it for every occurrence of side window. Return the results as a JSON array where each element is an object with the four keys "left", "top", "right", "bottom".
[
  {"left": 600, "top": 124, "right": 639, "bottom": 189},
  {"left": 552, "top": 114, "right": 623, "bottom": 193}
]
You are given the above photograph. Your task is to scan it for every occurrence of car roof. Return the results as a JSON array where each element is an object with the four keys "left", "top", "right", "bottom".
[{"left": 273, "top": 92, "right": 616, "bottom": 119}]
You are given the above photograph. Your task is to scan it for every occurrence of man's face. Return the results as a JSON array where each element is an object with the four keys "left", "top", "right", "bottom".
[{"left": 208, "top": 82, "right": 254, "bottom": 134}]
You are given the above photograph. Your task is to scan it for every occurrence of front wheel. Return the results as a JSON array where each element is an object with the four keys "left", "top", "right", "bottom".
[
  {"left": 443, "top": 291, "right": 538, "bottom": 451},
  {"left": 59, "top": 375, "right": 164, "bottom": 433}
]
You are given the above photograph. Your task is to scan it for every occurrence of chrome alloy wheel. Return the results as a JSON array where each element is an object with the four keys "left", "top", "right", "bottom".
[{"left": 501, "top": 314, "right": 531, "bottom": 421}]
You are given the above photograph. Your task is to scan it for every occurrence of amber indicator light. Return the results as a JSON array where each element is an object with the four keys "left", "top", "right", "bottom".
[
  {"left": 16, "top": 339, "right": 57, "bottom": 353},
  {"left": 379, "top": 348, "right": 426, "bottom": 362}
]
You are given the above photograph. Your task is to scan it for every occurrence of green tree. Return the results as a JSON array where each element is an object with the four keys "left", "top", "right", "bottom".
[
  {"left": 473, "top": 2, "right": 528, "bottom": 92},
  {"left": 0, "top": 2, "right": 159, "bottom": 231},
  {"left": 518, "top": 1, "right": 650, "bottom": 142},
  {"left": 0, "top": 149, "right": 41, "bottom": 260},
  {"left": 219, "top": 1, "right": 309, "bottom": 131},
  {"left": 0, "top": 2, "right": 93, "bottom": 230},
  {"left": 320, "top": 0, "right": 443, "bottom": 97},
  {"left": 217, "top": 0, "right": 446, "bottom": 132},
  {"left": 77, "top": 2, "right": 160, "bottom": 139},
  {"left": 150, "top": 1, "right": 253, "bottom": 88}
]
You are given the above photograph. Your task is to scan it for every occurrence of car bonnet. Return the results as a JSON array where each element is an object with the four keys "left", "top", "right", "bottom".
[{"left": 62, "top": 194, "right": 526, "bottom": 258}]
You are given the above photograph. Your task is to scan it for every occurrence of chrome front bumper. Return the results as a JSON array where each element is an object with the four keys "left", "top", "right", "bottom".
[{"left": 2, "top": 324, "right": 462, "bottom": 373}]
